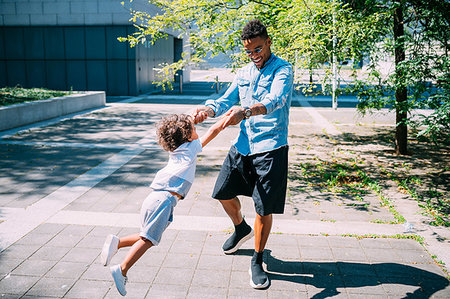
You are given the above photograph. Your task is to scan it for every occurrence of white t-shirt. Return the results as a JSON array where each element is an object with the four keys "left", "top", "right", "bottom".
[{"left": 150, "top": 139, "right": 202, "bottom": 198}]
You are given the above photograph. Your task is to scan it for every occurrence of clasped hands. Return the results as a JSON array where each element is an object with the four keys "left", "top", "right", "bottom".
[{"left": 190, "top": 106, "right": 246, "bottom": 129}]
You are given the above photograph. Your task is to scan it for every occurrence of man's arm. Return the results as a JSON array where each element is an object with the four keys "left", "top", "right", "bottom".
[
  {"left": 259, "top": 65, "right": 293, "bottom": 114},
  {"left": 191, "top": 77, "right": 240, "bottom": 124},
  {"left": 220, "top": 103, "right": 267, "bottom": 128}
]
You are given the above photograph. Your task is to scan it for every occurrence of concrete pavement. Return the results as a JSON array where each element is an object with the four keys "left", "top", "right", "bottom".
[{"left": 0, "top": 90, "right": 448, "bottom": 298}]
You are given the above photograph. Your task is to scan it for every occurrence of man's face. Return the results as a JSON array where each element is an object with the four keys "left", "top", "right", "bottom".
[{"left": 243, "top": 36, "right": 272, "bottom": 69}]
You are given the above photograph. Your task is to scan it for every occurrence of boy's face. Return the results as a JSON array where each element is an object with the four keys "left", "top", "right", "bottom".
[{"left": 188, "top": 119, "right": 199, "bottom": 141}]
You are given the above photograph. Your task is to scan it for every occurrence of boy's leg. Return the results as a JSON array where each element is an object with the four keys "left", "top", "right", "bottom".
[
  {"left": 120, "top": 237, "right": 153, "bottom": 276},
  {"left": 118, "top": 233, "right": 141, "bottom": 249}
]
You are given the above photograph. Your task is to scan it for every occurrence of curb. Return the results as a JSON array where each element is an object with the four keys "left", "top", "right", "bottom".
[{"left": 0, "top": 91, "right": 105, "bottom": 131}]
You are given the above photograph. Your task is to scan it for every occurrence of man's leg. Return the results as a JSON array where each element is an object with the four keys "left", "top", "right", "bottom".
[
  {"left": 220, "top": 197, "right": 254, "bottom": 254},
  {"left": 254, "top": 213, "right": 272, "bottom": 252},
  {"left": 249, "top": 213, "right": 272, "bottom": 289},
  {"left": 219, "top": 197, "right": 243, "bottom": 225}
]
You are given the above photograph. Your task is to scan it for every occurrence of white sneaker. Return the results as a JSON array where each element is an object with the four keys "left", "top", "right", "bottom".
[
  {"left": 110, "top": 264, "right": 127, "bottom": 296},
  {"left": 101, "top": 234, "right": 119, "bottom": 266}
]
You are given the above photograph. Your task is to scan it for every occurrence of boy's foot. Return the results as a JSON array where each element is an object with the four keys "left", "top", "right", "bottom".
[
  {"left": 101, "top": 234, "right": 119, "bottom": 266},
  {"left": 222, "top": 222, "right": 254, "bottom": 254},
  {"left": 110, "top": 264, "right": 127, "bottom": 296},
  {"left": 249, "top": 261, "right": 269, "bottom": 289}
]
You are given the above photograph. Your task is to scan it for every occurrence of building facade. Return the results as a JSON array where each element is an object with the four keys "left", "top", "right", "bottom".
[{"left": 0, "top": 0, "right": 185, "bottom": 95}]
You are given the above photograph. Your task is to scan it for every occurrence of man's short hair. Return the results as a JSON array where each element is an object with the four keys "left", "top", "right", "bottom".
[{"left": 241, "top": 19, "right": 269, "bottom": 41}]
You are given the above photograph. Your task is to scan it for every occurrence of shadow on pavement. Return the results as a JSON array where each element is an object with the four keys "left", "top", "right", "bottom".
[
  {"left": 233, "top": 249, "right": 448, "bottom": 298},
  {"left": 265, "top": 250, "right": 448, "bottom": 298}
]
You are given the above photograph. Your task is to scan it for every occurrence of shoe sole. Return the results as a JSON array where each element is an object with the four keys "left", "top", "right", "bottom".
[
  {"left": 101, "top": 235, "right": 116, "bottom": 266},
  {"left": 248, "top": 268, "right": 270, "bottom": 289},
  {"left": 223, "top": 229, "right": 254, "bottom": 254}
]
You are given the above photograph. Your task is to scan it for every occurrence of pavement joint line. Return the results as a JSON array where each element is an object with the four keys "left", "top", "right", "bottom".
[
  {"left": 0, "top": 140, "right": 159, "bottom": 150},
  {"left": 0, "top": 147, "right": 145, "bottom": 252},
  {"left": 46, "top": 210, "right": 406, "bottom": 236},
  {"left": 294, "top": 96, "right": 341, "bottom": 135}
]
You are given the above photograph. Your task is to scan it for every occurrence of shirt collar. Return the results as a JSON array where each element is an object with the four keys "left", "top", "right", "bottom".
[{"left": 258, "top": 53, "right": 275, "bottom": 71}]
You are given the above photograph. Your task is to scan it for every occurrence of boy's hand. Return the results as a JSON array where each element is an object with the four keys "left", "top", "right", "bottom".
[{"left": 190, "top": 106, "right": 213, "bottom": 124}]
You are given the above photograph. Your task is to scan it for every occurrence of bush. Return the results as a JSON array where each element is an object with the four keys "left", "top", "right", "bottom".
[{"left": 0, "top": 86, "right": 72, "bottom": 107}]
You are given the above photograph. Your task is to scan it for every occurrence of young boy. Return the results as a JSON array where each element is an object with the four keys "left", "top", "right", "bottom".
[{"left": 100, "top": 114, "right": 226, "bottom": 296}]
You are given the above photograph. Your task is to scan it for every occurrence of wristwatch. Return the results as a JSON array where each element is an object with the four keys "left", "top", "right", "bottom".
[{"left": 243, "top": 107, "right": 252, "bottom": 119}]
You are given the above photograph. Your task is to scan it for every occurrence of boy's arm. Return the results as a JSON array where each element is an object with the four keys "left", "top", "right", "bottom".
[{"left": 200, "top": 117, "right": 227, "bottom": 148}]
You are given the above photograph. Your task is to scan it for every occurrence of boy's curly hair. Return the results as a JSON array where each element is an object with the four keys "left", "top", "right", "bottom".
[
  {"left": 156, "top": 114, "right": 194, "bottom": 152},
  {"left": 241, "top": 19, "right": 268, "bottom": 41}
]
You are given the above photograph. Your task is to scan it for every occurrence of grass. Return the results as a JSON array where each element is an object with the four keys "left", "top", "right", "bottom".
[
  {"left": 0, "top": 86, "right": 72, "bottom": 107},
  {"left": 293, "top": 151, "right": 406, "bottom": 224},
  {"left": 379, "top": 165, "right": 449, "bottom": 227}
]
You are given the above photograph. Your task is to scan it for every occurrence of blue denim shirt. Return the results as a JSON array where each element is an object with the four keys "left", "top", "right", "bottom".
[{"left": 205, "top": 54, "right": 293, "bottom": 155}]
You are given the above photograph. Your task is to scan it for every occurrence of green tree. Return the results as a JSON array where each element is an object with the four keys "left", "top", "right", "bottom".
[{"left": 122, "top": 0, "right": 449, "bottom": 154}]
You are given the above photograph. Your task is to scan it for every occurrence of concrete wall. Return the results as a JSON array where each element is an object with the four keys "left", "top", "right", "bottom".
[
  {"left": 0, "top": 0, "right": 159, "bottom": 26},
  {"left": 0, "top": 91, "right": 105, "bottom": 131},
  {"left": 0, "top": 0, "right": 185, "bottom": 95}
]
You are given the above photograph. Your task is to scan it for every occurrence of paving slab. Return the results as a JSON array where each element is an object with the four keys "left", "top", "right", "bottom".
[{"left": 0, "top": 95, "right": 448, "bottom": 298}]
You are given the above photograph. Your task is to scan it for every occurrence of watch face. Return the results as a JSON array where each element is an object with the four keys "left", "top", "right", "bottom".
[{"left": 245, "top": 109, "right": 252, "bottom": 118}]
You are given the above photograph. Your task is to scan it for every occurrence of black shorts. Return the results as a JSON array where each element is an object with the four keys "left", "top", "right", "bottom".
[{"left": 212, "top": 145, "right": 289, "bottom": 216}]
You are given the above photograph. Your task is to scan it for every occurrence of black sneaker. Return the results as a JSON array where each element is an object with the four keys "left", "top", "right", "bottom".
[
  {"left": 222, "top": 222, "right": 254, "bottom": 254},
  {"left": 249, "top": 262, "right": 269, "bottom": 289}
]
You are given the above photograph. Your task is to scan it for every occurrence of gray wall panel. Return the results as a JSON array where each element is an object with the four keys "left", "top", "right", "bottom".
[
  {"left": 107, "top": 60, "right": 128, "bottom": 95},
  {"left": 44, "top": 27, "right": 65, "bottom": 59},
  {"left": 128, "top": 60, "right": 137, "bottom": 95},
  {"left": 126, "top": 26, "right": 136, "bottom": 60},
  {"left": 106, "top": 27, "right": 127, "bottom": 59},
  {"left": 67, "top": 60, "right": 87, "bottom": 91},
  {"left": 86, "top": 60, "right": 107, "bottom": 91},
  {"left": 0, "top": 60, "right": 6, "bottom": 87},
  {"left": 0, "top": 27, "right": 5, "bottom": 60},
  {"left": 24, "top": 27, "right": 45, "bottom": 59},
  {"left": 1, "top": 25, "right": 179, "bottom": 95},
  {"left": 64, "top": 27, "right": 85, "bottom": 59},
  {"left": 86, "top": 27, "right": 106, "bottom": 59},
  {"left": 26, "top": 60, "right": 46, "bottom": 88},
  {"left": 46, "top": 60, "right": 66, "bottom": 90},
  {"left": 4, "top": 28, "right": 25, "bottom": 60},
  {"left": 6, "top": 60, "right": 27, "bottom": 87}
]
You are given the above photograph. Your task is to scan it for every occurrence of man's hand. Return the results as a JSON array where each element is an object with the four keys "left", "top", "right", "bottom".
[
  {"left": 221, "top": 106, "right": 245, "bottom": 129},
  {"left": 190, "top": 106, "right": 214, "bottom": 124}
]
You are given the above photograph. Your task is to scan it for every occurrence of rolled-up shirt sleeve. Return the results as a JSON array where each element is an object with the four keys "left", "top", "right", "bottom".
[
  {"left": 260, "top": 65, "right": 293, "bottom": 114},
  {"left": 205, "top": 77, "right": 240, "bottom": 117}
]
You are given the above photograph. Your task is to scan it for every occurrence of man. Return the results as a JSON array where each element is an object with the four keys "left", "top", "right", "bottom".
[{"left": 192, "top": 19, "right": 293, "bottom": 289}]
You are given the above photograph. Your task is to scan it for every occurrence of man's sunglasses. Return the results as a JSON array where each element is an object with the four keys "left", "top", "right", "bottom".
[
  {"left": 244, "top": 41, "right": 266, "bottom": 56},
  {"left": 245, "top": 47, "right": 263, "bottom": 56}
]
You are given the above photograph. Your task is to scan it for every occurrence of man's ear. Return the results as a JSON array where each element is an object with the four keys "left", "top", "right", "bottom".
[{"left": 267, "top": 37, "right": 272, "bottom": 47}]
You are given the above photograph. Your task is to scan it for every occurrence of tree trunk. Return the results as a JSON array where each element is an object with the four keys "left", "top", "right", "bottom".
[{"left": 394, "top": 4, "right": 408, "bottom": 155}]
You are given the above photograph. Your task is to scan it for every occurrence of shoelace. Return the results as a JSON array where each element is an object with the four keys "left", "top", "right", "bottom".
[{"left": 124, "top": 276, "right": 128, "bottom": 285}]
